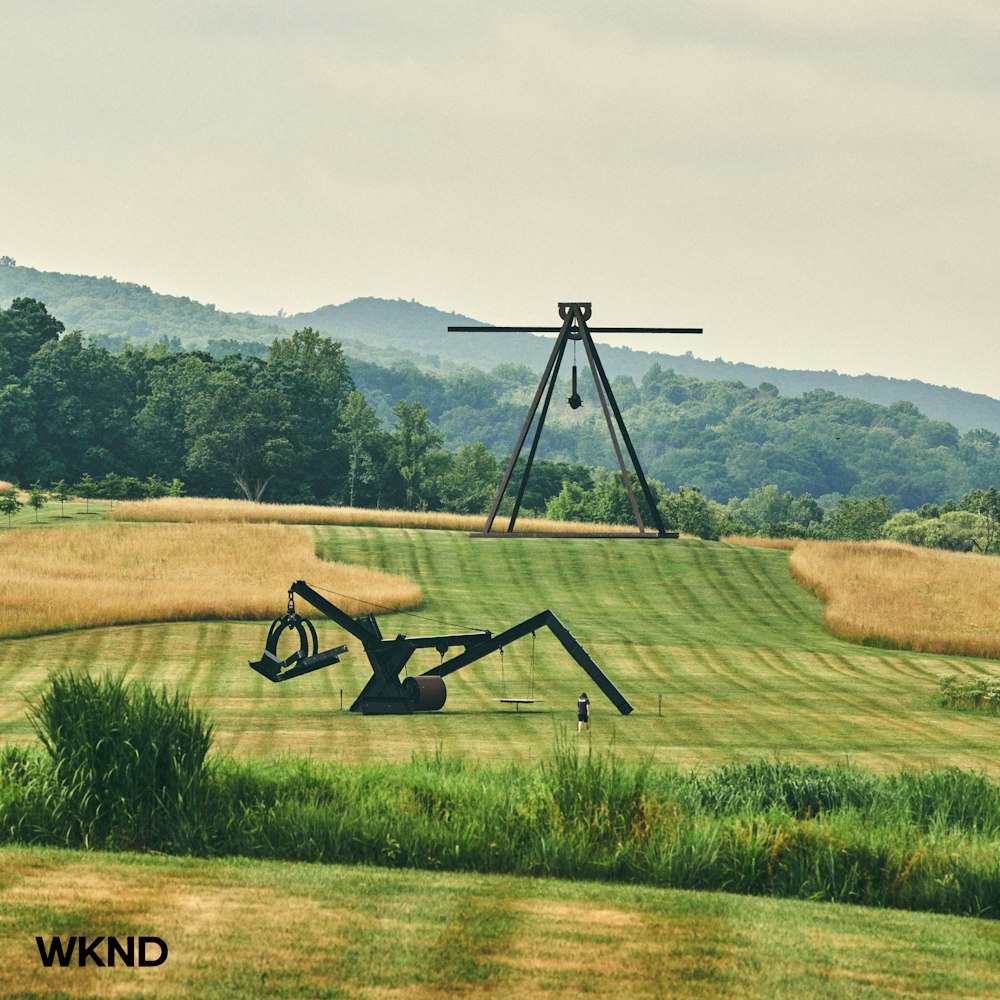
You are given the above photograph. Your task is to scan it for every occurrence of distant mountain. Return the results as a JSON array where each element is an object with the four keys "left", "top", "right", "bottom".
[
  {"left": 0, "top": 262, "right": 284, "bottom": 347},
  {"left": 282, "top": 297, "right": 1000, "bottom": 435},
  {"left": 3, "top": 262, "right": 1000, "bottom": 434}
]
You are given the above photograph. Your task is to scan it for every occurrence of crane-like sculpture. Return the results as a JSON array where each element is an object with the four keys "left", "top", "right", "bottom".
[
  {"left": 249, "top": 580, "right": 633, "bottom": 716},
  {"left": 449, "top": 301, "right": 701, "bottom": 537}
]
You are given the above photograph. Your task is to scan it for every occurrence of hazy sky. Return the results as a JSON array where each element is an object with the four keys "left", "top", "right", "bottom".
[{"left": 3, "top": 2, "right": 998, "bottom": 396}]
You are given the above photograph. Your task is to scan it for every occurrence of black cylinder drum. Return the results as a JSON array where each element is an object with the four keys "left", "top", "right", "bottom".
[{"left": 402, "top": 675, "right": 447, "bottom": 711}]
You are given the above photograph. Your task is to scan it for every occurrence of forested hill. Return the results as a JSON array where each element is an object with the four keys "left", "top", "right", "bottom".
[
  {"left": 283, "top": 299, "right": 1000, "bottom": 435},
  {"left": 3, "top": 296, "right": 1000, "bottom": 515},
  {"left": 3, "top": 260, "right": 999, "bottom": 434},
  {"left": 0, "top": 262, "right": 285, "bottom": 347}
]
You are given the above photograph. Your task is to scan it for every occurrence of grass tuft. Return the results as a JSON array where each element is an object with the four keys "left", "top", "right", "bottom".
[{"left": 11, "top": 672, "right": 215, "bottom": 851}]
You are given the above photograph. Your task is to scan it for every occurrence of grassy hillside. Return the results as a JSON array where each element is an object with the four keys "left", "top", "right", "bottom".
[
  {"left": 2, "top": 525, "right": 996, "bottom": 775},
  {"left": 287, "top": 297, "right": 1000, "bottom": 434}
]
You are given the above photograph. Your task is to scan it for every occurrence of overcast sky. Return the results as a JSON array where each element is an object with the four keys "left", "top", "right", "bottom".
[{"left": 3, "top": 2, "right": 998, "bottom": 396}]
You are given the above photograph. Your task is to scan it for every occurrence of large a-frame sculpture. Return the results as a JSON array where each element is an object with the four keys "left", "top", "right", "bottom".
[{"left": 449, "top": 302, "right": 701, "bottom": 538}]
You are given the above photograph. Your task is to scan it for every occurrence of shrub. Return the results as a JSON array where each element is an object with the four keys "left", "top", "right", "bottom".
[
  {"left": 939, "top": 674, "right": 1000, "bottom": 715},
  {"left": 27, "top": 671, "right": 215, "bottom": 850}
]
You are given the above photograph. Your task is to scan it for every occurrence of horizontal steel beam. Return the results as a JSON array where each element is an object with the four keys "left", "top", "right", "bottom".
[{"left": 448, "top": 326, "right": 702, "bottom": 334}]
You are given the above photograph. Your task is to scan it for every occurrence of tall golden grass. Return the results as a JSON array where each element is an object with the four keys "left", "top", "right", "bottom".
[
  {"left": 721, "top": 535, "right": 799, "bottom": 550},
  {"left": 789, "top": 539, "right": 1000, "bottom": 659},
  {"left": 0, "top": 522, "right": 421, "bottom": 640},
  {"left": 110, "top": 496, "right": 646, "bottom": 534}
]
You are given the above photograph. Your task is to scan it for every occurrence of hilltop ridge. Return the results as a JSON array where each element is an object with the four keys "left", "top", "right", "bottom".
[{"left": 2, "top": 261, "right": 999, "bottom": 433}]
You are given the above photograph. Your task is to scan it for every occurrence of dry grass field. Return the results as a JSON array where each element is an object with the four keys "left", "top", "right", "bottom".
[
  {"left": 719, "top": 535, "right": 798, "bottom": 550},
  {"left": 0, "top": 521, "right": 420, "bottom": 640},
  {"left": 111, "top": 495, "right": 644, "bottom": 534},
  {"left": 790, "top": 539, "right": 1000, "bottom": 659}
]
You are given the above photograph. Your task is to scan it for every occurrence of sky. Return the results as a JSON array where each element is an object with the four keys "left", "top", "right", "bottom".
[{"left": 3, "top": 2, "right": 998, "bottom": 396}]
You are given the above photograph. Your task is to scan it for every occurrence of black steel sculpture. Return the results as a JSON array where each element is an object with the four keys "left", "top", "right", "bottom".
[
  {"left": 449, "top": 302, "right": 701, "bottom": 537},
  {"left": 249, "top": 580, "right": 633, "bottom": 715}
]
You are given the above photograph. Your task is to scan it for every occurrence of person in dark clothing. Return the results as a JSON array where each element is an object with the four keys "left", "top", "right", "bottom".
[{"left": 577, "top": 691, "right": 590, "bottom": 734}]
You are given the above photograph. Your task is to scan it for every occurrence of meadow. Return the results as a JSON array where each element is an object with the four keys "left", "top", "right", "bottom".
[
  {"left": 3, "top": 522, "right": 999, "bottom": 774},
  {"left": 0, "top": 520, "right": 421, "bottom": 639},
  {"left": 3, "top": 845, "right": 1000, "bottom": 999},
  {"left": 3, "top": 510, "right": 1000, "bottom": 996},
  {"left": 110, "top": 495, "right": 643, "bottom": 534},
  {"left": 790, "top": 539, "right": 1000, "bottom": 660}
]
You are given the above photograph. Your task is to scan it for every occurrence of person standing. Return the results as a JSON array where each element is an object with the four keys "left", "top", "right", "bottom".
[{"left": 577, "top": 691, "right": 590, "bottom": 734}]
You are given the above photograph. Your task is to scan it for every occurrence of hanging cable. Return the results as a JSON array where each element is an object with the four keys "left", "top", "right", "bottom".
[
  {"left": 529, "top": 630, "right": 536, "bottom": 699},
  {"left": 309, "top": 584, "right": 488, "bottom": 635}
]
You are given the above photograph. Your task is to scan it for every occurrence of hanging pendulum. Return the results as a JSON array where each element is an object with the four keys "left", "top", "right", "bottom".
[{"left": 567, "top": 341, "right": 582, "bottom": 409}]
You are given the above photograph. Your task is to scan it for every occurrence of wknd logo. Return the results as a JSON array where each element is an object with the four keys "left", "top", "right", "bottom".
[{"left": 36, "top": 935, "right": 168, "bottom": 967}]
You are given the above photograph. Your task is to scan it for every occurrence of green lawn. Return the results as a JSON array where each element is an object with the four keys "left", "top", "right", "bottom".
[
  {"left": 0, "top": 499, "right": 110, "bottom": 529},
  {"left": 2, "top": 526, "right": 996, "bottom": 774},
  {"left": 3, "top": 846, "right": 999, "bottom": 999}
]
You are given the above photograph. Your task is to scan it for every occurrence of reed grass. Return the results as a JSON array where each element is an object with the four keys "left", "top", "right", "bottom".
[
  {"left": 789, "top": 539, "right": 1000, "bottom": 659},
  {"left": 0, "top": 521, "right": 420, "bottom": 639},
  {"left": 23, "top": 672, "right": 214, "bottom": 850},
  {"left": 111, "top": 496, "right": 644, "bottom": 534},
  {"left": 3, "top": 679, "right": 999, "bottom": 919}
]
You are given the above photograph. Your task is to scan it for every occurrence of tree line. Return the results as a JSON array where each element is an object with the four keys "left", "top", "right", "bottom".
[
  {"left": 3, "top": 296, "right": 1000, "bottom": 550},
  {"left": 0, "top": 297, "right": 562, "bottom": 514}
]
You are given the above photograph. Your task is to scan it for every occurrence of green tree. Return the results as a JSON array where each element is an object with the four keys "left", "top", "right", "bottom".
[
  {"left": 660, "top": 486, "right": 732, "bottom": 539},
  {"left": 0, "top": 297, "right": 64, "bottom": 378},
  {"left": 75, "top": 472, "right": 97, "bottom": 513},
  {"left": 961, "top": 487, "right": 1000, "bottom": 554},
  {"left": 882, "top": 512, "right": 944, "bottom": 548},
  {"left": 436, "top": 443, "right": 501, "bottom": 515},
  {"left": 98, "top": 472, "right": 123, "bottom": 508},
  {"left": 186, "top": 372, "right": 294, "bottom": 502},
  {"left": 50, "top": 479, "right": 72, "bottom": 516},
  {"left": 826, "top": 495, "right": 893, "bottom": 541},
  {"left": 27, "top": 482, "right": 48, "bottom": 522},
  {"left": 388, "top": 400, "right": 445, "bottom": 510},
  {"left": 119, "top": 476, "right": 146, "bottom": 500},
  {"left": 545, "top": 481, "right": 598, "bottom": 523},
  {"left": 337, "top": 390, "right": 383, "bottom": 507},
  {"left": 24, "top": 331, "right": 135, "bottom": 484},
  {"left": 0, "top": 382, "right": 37, "bottom": 477},
  {"left": 266, "top": 328, "right": 355, "bottom": 501},
  {"left": 142, "top": 474, "right": 169, "bottom": 499},
  {"left": 936, "top": 510, "right": 983, "bottom": 552},
  {"left": 0, "top": 487, "right": 23, "bottom": 526},
  {"left": 131, "top": 353, "right": 214, "bottom": 480}
]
